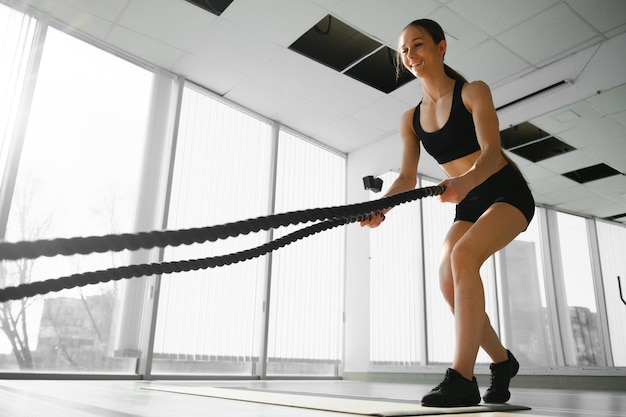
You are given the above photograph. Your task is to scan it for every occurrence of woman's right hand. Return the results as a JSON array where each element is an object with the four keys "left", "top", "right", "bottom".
[{"left": 359, "top": 211, "right": 386, "bottom": 228}]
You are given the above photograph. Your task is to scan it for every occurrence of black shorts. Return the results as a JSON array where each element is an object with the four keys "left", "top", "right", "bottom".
[{"left": 454, "top": 163, "right": 535, "bottom": 226}]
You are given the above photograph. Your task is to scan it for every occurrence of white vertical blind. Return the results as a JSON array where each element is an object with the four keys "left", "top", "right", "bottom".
[
  {"left": 555, "top": 212, "right": 605, "bottom": 366},
  {"left": 420, "top": 178, "right": 456, "bottom": 364},
  {"left": 369, "top": 171, "right": 423, "bottom": 365},
  {"left": 267, "top": 129, "right": 345, "bottom": 366},
  {"left": 594, "top": 220, "right": 626, "bottom": 366},
  {"left": 153, "top": 85, "right": 273, "bottom": 366},
  {"left": 497, "top": 214, "right": 555, "bottom": 367}
]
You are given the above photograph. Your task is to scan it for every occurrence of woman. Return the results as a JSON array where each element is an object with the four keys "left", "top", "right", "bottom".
[{"left": 360, "top": 19, "right": 535, "bottom": 407}]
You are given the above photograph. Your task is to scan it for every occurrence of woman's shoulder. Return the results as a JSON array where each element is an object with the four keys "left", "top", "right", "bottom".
[
  {"left": 461, "top": 80, "right": 491, "bottom": 97},
  {"left": 460, "top": 80, "right": 494, "bottom": 111}
]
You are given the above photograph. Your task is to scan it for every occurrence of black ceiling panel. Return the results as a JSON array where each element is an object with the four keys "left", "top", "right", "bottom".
[
  {"left": 500, "top": 122, "right": 550, "bottom": 149},
  {"left": 344, "top": 46, "right": 414, "bottom": 93},
  {"left": 562, "top": 163, "right": 622, "bottom": 184},
  {"left": 605, "top": 212, "right": 626, "bottom": 222},
  {"left": 509, "top": 136, "right": 576, "bottom": 162},
  {"left": 289, "top": 15, "right": 381, "bottom": 72},
  {"left": 184, "top": 0, "right": 234, "bottom": 16}
]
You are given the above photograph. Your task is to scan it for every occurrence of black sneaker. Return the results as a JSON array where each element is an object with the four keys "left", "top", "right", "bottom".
[
  {"left": 483, "top": 349, "right": 519, "bottom": 403},
  {"left": 421, "top": 368, "right": 481, "bottom": 407}
]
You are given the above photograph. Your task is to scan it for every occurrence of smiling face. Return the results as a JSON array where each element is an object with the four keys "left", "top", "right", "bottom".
[{"left": 398, "top": 24, "right": 447, "bottom": 79}]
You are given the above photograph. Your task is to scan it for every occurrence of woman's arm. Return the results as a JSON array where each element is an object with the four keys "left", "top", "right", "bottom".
[
  {"left": 439, "top": 80, "right": 505, "bottom": 204},
  {"left": 361, "top": 108, "right": 420, "bottom": 228}
]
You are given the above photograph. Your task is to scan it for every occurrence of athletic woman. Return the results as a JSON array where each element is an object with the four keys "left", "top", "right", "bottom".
[{"left": 360, "top": 19, "right": 535, "bottom": 407}]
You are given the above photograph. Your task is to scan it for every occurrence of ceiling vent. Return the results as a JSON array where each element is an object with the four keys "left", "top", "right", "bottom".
[{"left": 496, "top": 80, "right": 572, "bottom": 111}]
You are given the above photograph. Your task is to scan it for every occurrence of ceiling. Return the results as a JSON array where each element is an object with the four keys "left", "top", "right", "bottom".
[{"left": 6, "top": 0, "right": 626, "bottom": 224}]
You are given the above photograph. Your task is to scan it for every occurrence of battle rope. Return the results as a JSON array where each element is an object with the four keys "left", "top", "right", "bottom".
[{"left": 0, "top": 185, "right": 445, "bottom": 302}]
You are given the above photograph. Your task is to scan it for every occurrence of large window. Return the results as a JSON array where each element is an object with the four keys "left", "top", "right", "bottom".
[
  {"left": 267, "top": 129, "right": 346, "bottom": 376},
  {"left": 554, "top": 212, "right": 605, "bottom": 366},
  {"left": 152, "top": 85, "right": 273, "bottom": 375},
  {"left": 0, "top": 25, "right": 153, "bottom": 372},
  {"left": 369, "top": 171, "right": 424, "bottom": 365},
  {"left": 0, "top": 4, "right": 36, "bottom": 190},
  {"left": 497, "top": 210, "right": 555, "bottom": 367},
  {"left": 594, "top": 220, "right": 626, "bottom": 366}
]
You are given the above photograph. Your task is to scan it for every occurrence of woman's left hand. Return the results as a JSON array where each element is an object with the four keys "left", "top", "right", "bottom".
[{"left": 437, "top": 177, "right": 468, "bottom": 204}]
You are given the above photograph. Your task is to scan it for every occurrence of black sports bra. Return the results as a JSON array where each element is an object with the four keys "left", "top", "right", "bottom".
[{"left": 413, "top": 80, "right": 481, "bottom": 164}]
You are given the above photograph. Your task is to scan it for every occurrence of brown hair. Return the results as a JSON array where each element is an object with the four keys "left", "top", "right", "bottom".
[{"left": 396, "top": 19, "right": 467, "bottom": 84}]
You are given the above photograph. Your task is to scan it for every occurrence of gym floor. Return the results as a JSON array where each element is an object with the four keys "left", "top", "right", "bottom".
[{"left": 0, "top": 379, "right": 624, "bottom": 417}]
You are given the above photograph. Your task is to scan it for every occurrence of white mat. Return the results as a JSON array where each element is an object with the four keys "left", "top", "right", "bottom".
[{"left": 142, "top": 385, "right": 531, "bottom": 416}]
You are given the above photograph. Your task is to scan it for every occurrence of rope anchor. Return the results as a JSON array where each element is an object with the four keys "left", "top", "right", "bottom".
[{"left": 0, "top": 185, "right": 445, "bottom": 303}]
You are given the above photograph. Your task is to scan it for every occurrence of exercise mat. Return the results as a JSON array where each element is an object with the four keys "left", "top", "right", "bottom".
[{"left": 142, "top": 384, "right": 531, "bottom": 416}]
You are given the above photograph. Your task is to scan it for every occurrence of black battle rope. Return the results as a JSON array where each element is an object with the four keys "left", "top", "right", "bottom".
[
  {"left": 0, "top": 185, "right": 445, "bottom": 302},
  {"left": 0, "top": 186, "right": 444, "bottom": 261},
  {"left": 0, "top": 218, "right": 346, "bottom": 303}
]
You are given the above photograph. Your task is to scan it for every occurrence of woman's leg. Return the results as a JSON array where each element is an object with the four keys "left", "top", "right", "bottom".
[
  {"left": 448, "top": 202, "right": 527, "bottom": 380},
  {"left": 439, "top": 222, "right": 509, "bottom": 365}
]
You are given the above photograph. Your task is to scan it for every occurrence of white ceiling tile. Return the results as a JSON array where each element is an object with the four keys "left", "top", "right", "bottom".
[
  {"left": 118, "top": 0, "right": 215, "bottom": 50},
  {"left": 529, "top": 100, "right": 605, "bottom": 135},
  {"left": 566, "top": 0, "right": 626, "bottom": 33},
  {"left": 534, "top": 193, "right": 562, "bottom": 207},
  {"left": 330, "top": 0, "right": 440, "bottom": 46},
  {"left": 46, "top": 5, "right": 113, "bottom": 39},
  {"left": 319, "top": 116, "right": 386, "bottom": 152},
  {"left": 558, "top": 193, "right": 617, "bottom": 213},
  {"left": 446, "top": 39, "right": 529, "bottom": 86},
  {"left": 550, "top": 184, "right": 595, "bottom": 203},
  {"left": 308, "top": 0, "right": 343, "bottom": 10},
  {"left": 428, "top": 7, "right": 490, "bottom": 57},
  {"left": 528, "top": 174, "right": 578, "bottom": 195},
  {"left": 613, "top": 110, "right": 626, "bottom": 126},
  {"left": 558, "top": 116, "right": 625, "bottom": 148},
  {"left": 106, "top": 25, "right": 183, "bottom": 68},
  {"left": 251, "top": 49, "right": 337, "bottom": 97},
  {"left": 447, "top": 0, "right": 559, "bottom": 36},
  {"left": 537, "top": 150, "right": 601, "bottom": 174},
  {"left": 224, "top": 77, "right": 299, "bottom": 119},
  {"left": 274, "top": 99, "right": 345, "bottom": 146},
  {"left": 586, "top": 174, "right": 626, "bottom": 195},
  {"left": 389, "top": 80, "right": 422, "bottom": 106},
  {"left": 303, "top": 74, "right": 384, "bottom": 115},
  {"left": 498, "top": 3, "right": 598, "bottom": 64},
  {"left": 581, "top": 133, "right": 626, "bottom": 164},
  {"left": 351, "top": 96, "right": 409, "bottom": 132},
  {"left": 586, "top": 83, "right": 626, "bottom": 114},
  {"left": 172, "top": 53, "right": 245, "bottom": 96},
  {"left": 519, "top": 163, "right": 554, "bottom": 181},
  {"left": 608, "top": 154, "right": 626, "bottom": 173},
  {"left": 187, "top": 18, "right": 281, "bottom": 78},
  {"left": 584, "top": 201, "right": 626, "bottom": 218},
  {"left": 221, "top": 0, "right": 327, "bottom": 47},
  {"left": 29, "top": 0, "right": 130, "bottom": 21}
]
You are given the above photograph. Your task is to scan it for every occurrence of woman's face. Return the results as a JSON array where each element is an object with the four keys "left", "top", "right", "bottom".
[{"left": 398, "top": 25, "right": 446, "bottom": 78}]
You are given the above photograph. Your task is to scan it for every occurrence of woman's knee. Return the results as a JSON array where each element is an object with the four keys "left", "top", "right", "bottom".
[
  {"left": 439, "top": 261, "right": 455, "bottom": 308},
  {"left": 449, "top": 241, "right": 481, "bottom": 279}
]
